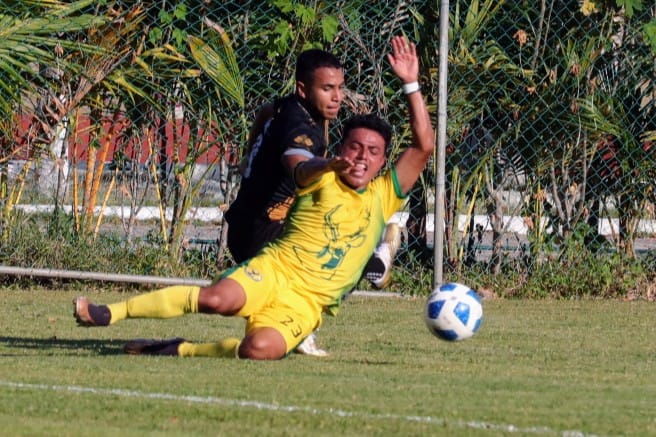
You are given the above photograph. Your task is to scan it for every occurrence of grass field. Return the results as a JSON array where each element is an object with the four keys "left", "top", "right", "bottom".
[{"left": 0, "top": 288, "right": 654, "bottom": 436}]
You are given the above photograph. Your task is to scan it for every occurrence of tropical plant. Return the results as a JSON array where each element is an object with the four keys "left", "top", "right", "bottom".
[
  {"left": 574, "top": 2, "right": 656, "bottom": 257},
  {"left": 0, "top": 0, "right": 107, "bottom": 241},
  {"left": 418, "top": 0, "right": 534, "bottom": 274}
]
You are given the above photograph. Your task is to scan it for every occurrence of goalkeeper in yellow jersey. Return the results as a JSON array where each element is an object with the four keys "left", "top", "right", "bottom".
[{"left": 73, "top": 35, "right": 435, "bottom": 360}]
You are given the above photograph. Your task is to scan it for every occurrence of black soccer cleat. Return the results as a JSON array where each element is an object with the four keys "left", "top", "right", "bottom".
[
  {"left": 73, "top": 296, "right": 111, "bottom": 327},
  {"left": 123, "top": 338, "right": 186, "bottom": 356}
]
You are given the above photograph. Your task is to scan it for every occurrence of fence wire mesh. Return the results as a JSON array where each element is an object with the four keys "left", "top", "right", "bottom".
[{"left": 0, "top": 1, "right": 654, "bottom": 294}]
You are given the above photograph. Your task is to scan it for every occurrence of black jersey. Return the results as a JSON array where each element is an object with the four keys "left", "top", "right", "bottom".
[{"left": 225, "top": 95, "right": 328, "bottom": 262}]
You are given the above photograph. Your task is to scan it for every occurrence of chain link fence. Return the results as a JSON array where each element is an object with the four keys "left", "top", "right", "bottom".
[{"left": 1, "top": 1, "right": 654, "bottom": 294}]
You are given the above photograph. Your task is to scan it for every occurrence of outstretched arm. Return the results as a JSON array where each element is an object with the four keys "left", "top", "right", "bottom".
[
  {"left": 387, "top": 36, "right": 435, "bottom": 195},
  {"left": 293, "top": 155, "right": 355, "bottom": 187}
]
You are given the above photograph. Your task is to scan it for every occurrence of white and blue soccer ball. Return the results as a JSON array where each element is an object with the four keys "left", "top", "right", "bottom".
[{"left": 424, "top": 282, "right": 483, "bottom": 341}]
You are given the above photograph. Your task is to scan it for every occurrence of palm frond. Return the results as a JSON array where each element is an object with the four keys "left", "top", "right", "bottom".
[{"left": 188, "top": 32, "right": 244, "bottom": 109}]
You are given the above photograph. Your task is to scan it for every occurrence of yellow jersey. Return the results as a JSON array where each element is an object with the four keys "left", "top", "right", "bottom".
[{"left": 260, "top": 168, "right": 406, "bottom": 310}]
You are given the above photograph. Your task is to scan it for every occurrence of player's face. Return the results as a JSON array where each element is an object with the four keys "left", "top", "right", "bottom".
[
  {"left": 337, "top": 127, "right": 387, "bottom": 190},
  {"left": 298, "top": 67, "right": 345, "bottom": 120}
]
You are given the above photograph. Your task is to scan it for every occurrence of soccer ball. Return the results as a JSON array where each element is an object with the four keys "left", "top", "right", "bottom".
[{"left": 424, "top": 282, "right": 483, "bottom": 341}]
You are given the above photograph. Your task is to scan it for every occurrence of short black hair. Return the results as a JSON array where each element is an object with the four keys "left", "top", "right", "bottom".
[
  {"left": 295, "top": 49, "right": 343, "bottom": 85},
  {"left": 341, "top": 113, "right": 393, "bottom": 149}
]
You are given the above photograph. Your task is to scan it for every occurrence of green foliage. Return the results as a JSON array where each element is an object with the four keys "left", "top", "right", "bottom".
[
  {"left": 437, "top": 255, "right": 527, "bottom": 299},
  {"left": 0, "top": 0, "right": 107, "bottom": 131},
  {"left": 615, "top": 0, "right": 644, "bottom": 18},
  {"left": 3, "top": 209, "right": 653, "bottom": 300},
  {"left": 0, "top": 212, "right": 216, "bottom": 280},
  {"left": 181, "top": 245, "right": 223, "bottom": 280},
  {"left": 384, "top": 250, "right": 434, "bottom": 296},
  {"left": 390, "top": 227, "right": 654, "bottom": 300},
  {"left": 264, "top": 0, "right": 339, "bottom": 56},
  {"left": 643, "top": 19, "right": 656, "bottom": 52},
  {"left": 150, "top": 1, "right": 190, "bottom": 52},
  {"left": 514, "top": 239, "right": 649, "bottom": 299},
  {"left": 188, "top": 33, "right": 244, "bottom": 108}
]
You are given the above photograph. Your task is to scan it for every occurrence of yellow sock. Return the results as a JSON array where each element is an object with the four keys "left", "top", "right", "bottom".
[
  {"left": 107, "top": 285, "right": 200, "bottom": 324},
  {"left": 178, "top": 338, "right": 241, "bottom": 358}
]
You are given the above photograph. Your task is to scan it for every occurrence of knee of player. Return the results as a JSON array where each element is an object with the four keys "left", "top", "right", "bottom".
[
  {"left": 238, "top": 331, "right": 287, "bottom": 360},
  {"left": 198, "top": 282, "right": 244, "bottom": 314}
]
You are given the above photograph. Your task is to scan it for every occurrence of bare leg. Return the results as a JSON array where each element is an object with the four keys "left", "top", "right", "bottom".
[{"left": 239, "top": 327, "right": 288, "bottom": 360}]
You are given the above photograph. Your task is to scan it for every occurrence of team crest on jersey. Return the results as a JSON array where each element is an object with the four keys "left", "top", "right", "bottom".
[
  {"left": 244, "top": 266, "right": 262, "bottom": 282},
  {"left": 292, "top": 204, "right": 369, "bottom": 280},
  {"left": 293, "top": 134, "right": 314, "bottom": 148}
]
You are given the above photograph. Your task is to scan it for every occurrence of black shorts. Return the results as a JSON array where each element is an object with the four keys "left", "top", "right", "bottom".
[{"left": 226, "top": 218, "right": 285, "bottom": 263}]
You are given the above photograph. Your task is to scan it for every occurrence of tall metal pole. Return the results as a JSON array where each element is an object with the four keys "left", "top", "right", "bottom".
[{"left": 433, "top": 0, "right": 449, "bottom": 288}]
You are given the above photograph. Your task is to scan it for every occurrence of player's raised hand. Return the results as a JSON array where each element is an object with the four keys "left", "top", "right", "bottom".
[{"left": 387, "top": 35, "right": 419, "bottom": 84}]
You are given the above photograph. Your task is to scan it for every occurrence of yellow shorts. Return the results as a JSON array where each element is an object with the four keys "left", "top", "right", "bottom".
[{"left": 224, "top": 256, "right": 322, "bottom": 354}]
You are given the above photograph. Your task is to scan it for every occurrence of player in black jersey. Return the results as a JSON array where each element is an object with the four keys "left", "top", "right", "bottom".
[{"left": 225, "top": 49, "right": 342, "bottom": 262}]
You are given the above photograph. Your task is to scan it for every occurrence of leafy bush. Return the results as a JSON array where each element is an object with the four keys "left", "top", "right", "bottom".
[
  {"left": 0, "top": 212, "right": 218, "bottom": 285},
  {"left": 1, "top": 211, "right": 654, "bottom": 299}
]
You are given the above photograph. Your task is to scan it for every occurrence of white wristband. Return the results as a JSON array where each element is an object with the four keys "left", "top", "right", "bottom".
[{"left": 402, "top": 81, "right": 420, "bottom": 95}]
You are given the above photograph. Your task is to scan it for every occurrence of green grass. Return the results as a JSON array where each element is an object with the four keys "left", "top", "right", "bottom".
[{"left": 1, "top": 288, "right": 655, "bottom": 436}]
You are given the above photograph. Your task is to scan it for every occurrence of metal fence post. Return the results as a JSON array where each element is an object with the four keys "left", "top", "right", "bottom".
[{"left": 434, "top": 0, "right": 449, "bottom": 289}]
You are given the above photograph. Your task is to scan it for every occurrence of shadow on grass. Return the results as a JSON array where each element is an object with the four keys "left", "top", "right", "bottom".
[{"left": 0, "top": 336, "right": 128, "bottom": 356}]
